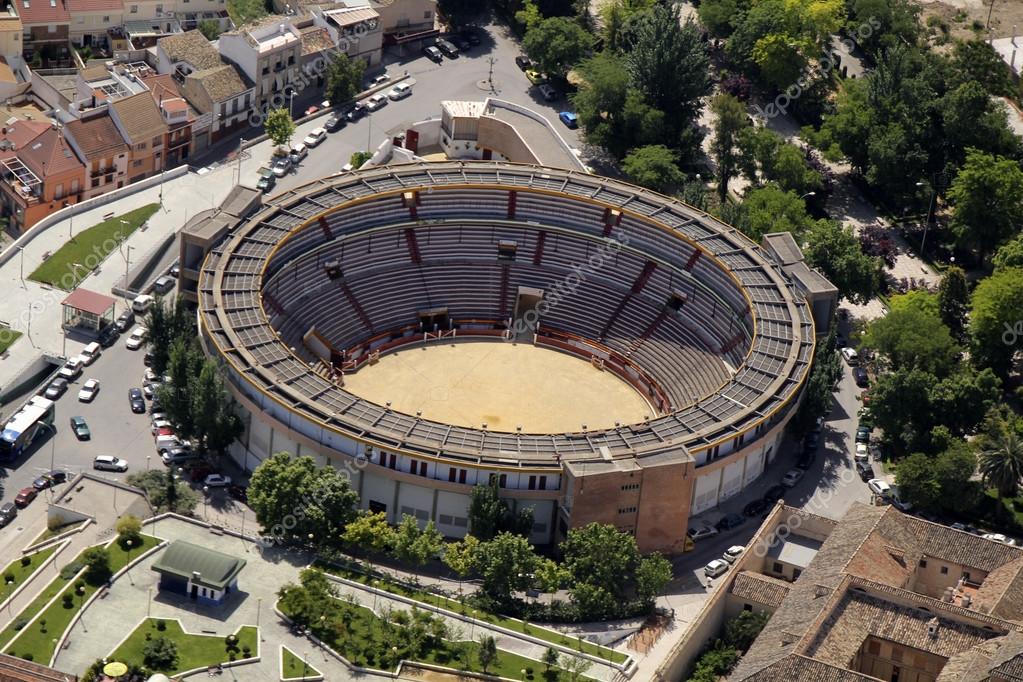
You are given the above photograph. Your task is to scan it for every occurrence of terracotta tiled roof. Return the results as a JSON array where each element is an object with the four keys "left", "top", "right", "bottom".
[
  {"left": 0, "top": 652, "right": 77, "bottom": 681},
  {"left": 189, "top": 63, "right": 250, "bottom": 104},
  {"left": 937, "top": 631, "right": 1023, "bottom": 682},
  {"left": 15, "top": 0, "right": 70, "bottom": 25},
  {"left": 742, "top": 654, "right": 879, "bottom": 682},
  {"left": 64, "top": 112, "right": 127, "bottom": 160},
  {"left": 158, "top": 29, "right": 221, "bottom": 70},
  {"left": 111, "top": 91, "right": 167, "bottom": 142},
  {"left": 19, "top": 126, "right": 84, "bottom": 178},
  {"left": 66, "top": 0, "right": 122, "bottom": 12},
  {"left": 78, "top": 64, "right": 108, "bottom": 81},
  {"left": 876, "top": 509, "right": 1023, "bottom": 573},
  {"left": 731, "top": 571, "right": 792, "bottom": 607}
]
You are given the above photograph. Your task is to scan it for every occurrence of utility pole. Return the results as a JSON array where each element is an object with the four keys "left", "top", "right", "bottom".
[{"left": 487, "top": 57, "right": 497, "bottom": 92}]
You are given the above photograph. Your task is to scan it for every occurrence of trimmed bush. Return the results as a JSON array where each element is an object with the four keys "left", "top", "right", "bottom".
[
  {"left": 156, "top": 619, "right": 167, "bottom": 631},
  {"left": 20, "top": 557, "right": 31, "bottom": 567}
]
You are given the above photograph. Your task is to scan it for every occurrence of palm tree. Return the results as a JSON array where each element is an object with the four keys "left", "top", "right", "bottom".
[{"left": 979, "top": 431, "right": 1023, "bottom": 518}]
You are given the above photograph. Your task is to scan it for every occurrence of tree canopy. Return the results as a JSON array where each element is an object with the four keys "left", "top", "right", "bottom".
[
  {"left": 325, "top": 53, "right": 366, "bottom": 106},
  {"left": 970, "top": 267, "right": 1023, "bottom": 377},
  {"left": 621, "top": 145, "right": 684, "bottom": 193},
  {"left": 523, "top": 17, "right": 592, "bottom": 77}
]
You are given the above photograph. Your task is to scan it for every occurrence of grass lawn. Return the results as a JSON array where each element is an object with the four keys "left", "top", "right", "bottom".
[
  {"left": 316, "top": 562, "right": 627, "bottom": 664},
  {"left": 0, "top": 329, "right": 21, "bottom": 354},
  {"left": 0, "top": 534, "right": 159, "bottom": 663},
  {"left": 281, "top": 645, "right": 321, "bottom": 680},
  {"left": 282, "top": 597, "right": 596, "bottom": 680},
  {"left": 110, "top": 619, "right": 257, "bottom": 674},
  {"left": 28, "top": 204, "right": 159, "bottom": 290},
  {"left": 29, "top": 522, "right": 86, "bottom": 549},
  {"left": 227, "top": 0, "right": 267, "bottom": 26},
  {"left": 0, "top": 548, "right": 56, "bottom": 605}
]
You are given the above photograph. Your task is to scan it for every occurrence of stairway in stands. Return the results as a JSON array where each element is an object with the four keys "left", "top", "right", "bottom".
[{"left": 599, "top": 261, "right": 657, "bottom": 339}]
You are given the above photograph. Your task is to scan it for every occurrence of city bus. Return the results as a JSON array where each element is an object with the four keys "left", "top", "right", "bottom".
[{"left": 0, "top": 396, "right": 55, "bottom": 461}]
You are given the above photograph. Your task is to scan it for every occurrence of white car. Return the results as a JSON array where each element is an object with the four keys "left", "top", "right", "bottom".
[
  {"left": 303, "top": 128, "right": 326, "bottom": 147},
  {"left": 722, "top": 546, "right": 745, "bottom": 564},
  {"left": 781, "top": 468, "right": 804, "bottom": 487},
  {"left": 868, "top": 478, "right": 891, "bottom": 498},
  {"left": 126, "top": 327, "right": 147, "bottom": 350},
  {"left": 93, "top": 455, "right": 128, "bottom": 472},
  {"left": 688, "top": 524, "right": 719, "bottom": 541},
  {"left": 370, "top": 73, "right": 389, "bottom": 87},
  {"left": 841, "top": 347, "right": 859, "bottom": 365},
  {"left": 58, "top": 357, "right": 84, "bottom": 381},
  {"left": 854, "top": 442, "right": 870, "bottom": 462},
  {"left": 203, "top": 474, "right": 232, "bottom": 488},
  {"left": 387, "top": 83, "right": 412, "bottom": 100},
  {"left": 271, "top": 156, "right": 292, "bottom": 178},
  {"left": 77, "top": 379, "right": 100, "bottom": 402},
  {"left": 983, "top": 533, "right": 1017, "bottom": 546},
  {"left": 704, "top": 559, "right": 729, "bottom": 579},
  {"left": 365, "top": 94, "right": 388, "bottom": 111}
]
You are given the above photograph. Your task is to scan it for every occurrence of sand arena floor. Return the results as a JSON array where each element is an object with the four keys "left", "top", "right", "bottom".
[{"left": 342, "top": 340, "right": 654, "bottom": 432}]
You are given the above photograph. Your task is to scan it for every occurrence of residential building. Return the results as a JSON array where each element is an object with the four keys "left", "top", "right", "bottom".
[
  {"left": 142, "top": 71, "right": 193, "bottom": 164},
  {"left": 74, "top": 61, "right": 149, "bottom": 104},
  {"left": 0, "top": 4, "right": 23, "bottom": 56},
  {"left": 0, "top": 55, "right": 30, "bottom": 101},
  {"left": 16, "top": 0, "right": 71, "bottom": 66},
  {"left": 67, "top": 0, "right": 123, "bottom": 47},
  {"left": 0, "top": 121, "right": 85, "bottom": 230},
  {"left": 63, "top": 106, "right": 128, "bottom": 199},
  {"left": 218, "top": 17, "right": 302, "bottom": 112},
  {"left": 659, "top": 502, "right": 1023, "bottom": 682},
  {"left": 109, "top": 90, "right": 167, "bottom": 182},
  {"left": 180, "top": 62, "right": 251, "bottom": 146},
  {"left": 155, "top": 28, "right": 220, "bottom": 80},
  {"left": 376, "top": 0, "right": 436, "bottom": 54},
  {"left": 315, "top": 5, "right": 381, "bottom": 66}
]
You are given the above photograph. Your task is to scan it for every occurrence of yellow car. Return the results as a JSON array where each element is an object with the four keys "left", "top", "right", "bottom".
[{"left": 525, "top": 69, "right": 546, "bottom": 85}]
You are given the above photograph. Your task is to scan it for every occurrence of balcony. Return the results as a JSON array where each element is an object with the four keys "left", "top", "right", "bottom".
[{"left": 90, "top": 166, "right": 116, "bottom": 178}]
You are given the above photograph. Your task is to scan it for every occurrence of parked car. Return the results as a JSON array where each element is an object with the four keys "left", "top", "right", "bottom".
[
  {"left": 93, "top": 455, "right": 128, "bottom": 472},
  {"left": 688, "top": 524, "right": 719, "bottom": 541},
  {"left": 558, "top": 111, "right": 578, "bottom": 128},
  {"left": 763, "top": 484, "right": 787, "bottom": 503},
  {"left": 203, "top": 473, "right": 232, "bottom": 488},
  {"left": 435, "top": 39, "right": 459, "bottom": 58},
  {"left": 525, "top": 68, "right": 545, "bottom": 85},
  {"left": 983, "top": 533, "right": 1016, "bottom": 546},
  {"left": 387, "top": 83, "right": 412, "bottom": 101},
  {"left": 448, "top": 34, "right": 471, "bottom": 51},
  {"left": 228, "top": 485, "right": 248, "bottom": 503},
  {"left": 14, "top": 487, "right": 37, "bottom": 507},
  {"left": 537, "top": 84, "right": 558, "bottom": 101},
  {"left": 867, "top": 478, "right": 891, "bottom": 498},
  {"left": 950, "top": 522, "right": 978, "bottom": 534},
  {"left": 303, "top": 128, "right": 327, "bottom": 147},
  {"left": 256, "top": 168, "right": 276, "bottom": 193},
  {"left": 151, "top": 418, "right": 173, "bottom": 435},
  {"left": 32, "top": 475, "right": 52, "bottom": 491},
  {"left": 841, "top": 347, "right": 859, "bottom": 365},
  {"left": 115, "top": 309, "right": 135, "bottom": 332},
  {"left": 0, "top": 502, "right": 16, "bottom": 528},
  {"left": 132, "top": 294, "right": 154, "bottom": 314},
  {"left": 369, "top": 73, "right": 390, "bottom": 87},
  {"left": 126, "top": 327, "right": 147, "bottom": 350},
  {"left": 743, "top": 498, "right": 770, "bottom": 517},
  {"left": 889, "top": 488, "right": 913, "bottom": 512},
  {"left": 796, "top": 451, "right": 815, "bottom": 470},
  {"left": 781, "top": 468, "right": 804, "bottom": 487},
  {"left": 152, "top": 275, "right": 175, "bottom": 294},
  {"left": 69, "top": 415, "right": 91, "bottom": 440},
  {"left": 271, "top": 156, "right": 292, "bottom": 178},
  {"left": 289, "top": 143, "right": 308, "bottom": 164},
  {"left": 459, "top": 28, "right": 481, "bottom": 45},
  {"left": 855, "top": 425, "right": 871, "bottom": 443},
  {"left": 44, "top": 378, "right": 69, "bottom": 400},
  {"left": 855, "top": 460, "right": 875, "bottom": 481},
  {"left": 854, "top": 442, "right": 869, "bottom": 462},
  {"left": 304, "top": 105, "right": 319, "bottom": 117},
  {"left": 365, "top": 94, "right": 388, "bottom": 111},
  {"left": 346, "top": 103, "right": 368, "bottom": 121},
  {"left": 324, "top": 114, "right": 345, "bottom": 132},
  {"left": 169, "top": 263, "right": 180, "bottom": 278},
  {"left": 58, "top": 357, "right": 84, "bottom": 381},
  {"left": 716, "top": 513, "right": 746, "bottom": 531},
  {"left": 704, "top": 559, "right": 729, "bottom": 579},
  {"left": 97, "top": 325, "right": 119, "bottom": 348},
  {"left": 77, "top": 378, "right": 100, "bottom": 402},
  {"left": 143, "top": 383, "right": 159, "bottom": 400},
  {"left": 853, "top": 366, "right": 869, "bottom": 388},
  {"left": 162, "top": 447, "right": 196, "bottom": 465},
  {"left": 47, "top": 470, "right": 67, "bottom": 484},
  {"left": 722, "top": 546, "right": 745, "bottom": 564},
  {"left": 423, "top": 45, "right": 444, "bottom": 63},
  {"left": 129, "top": 388, "right": 146, "bottom": 413}
]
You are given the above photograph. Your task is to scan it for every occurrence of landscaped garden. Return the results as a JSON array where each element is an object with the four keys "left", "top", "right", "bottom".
[
  {"left": 0, "top": 547, "right": 57, "bottom": 605},
  {"left": 315, "top": 560, "right": 628, "bottom": 664},
  {"left": 109, "top": 619, "right": 257, "bottom": 675},
  {"left": 0, "top": 329, "right": 22, "bottom": 354},
  {"left": 278, "top": 569, "right": 596, "bottom": 680},
  {"left": 29, "top": 203, "right": 159, "bottom": 289},
  {"left": 281, "top": 645, "right": 321, "bottom": 680},
  {"left": 1, "top": 519, "right": 159, "bottom": 663}
]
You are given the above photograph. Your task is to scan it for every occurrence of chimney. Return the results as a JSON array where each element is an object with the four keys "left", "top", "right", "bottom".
[{"left": 927, "top": 617, "right": 939, "bottom": 638}]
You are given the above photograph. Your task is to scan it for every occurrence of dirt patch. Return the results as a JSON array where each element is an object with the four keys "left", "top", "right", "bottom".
[{"left": 918, "top": 0, "right": 1023, "bottom": 42}]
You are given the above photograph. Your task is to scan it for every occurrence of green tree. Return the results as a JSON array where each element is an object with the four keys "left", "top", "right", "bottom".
[
  {"left": 477, "top": 634, "right": 497, "bottom": 674},
  {"left": 797, "top": 328, "right": 841, "bottom": 430},
  {"left": 993, "top": 233, "right": 1023, "bottom": 271},
  {"left": 738, "top": 184, "right": 816, "bottom": 242},
  {"left": 698, "top": 0, "right": 739, "bottom": 37},
  {"left": 473, "top": 532, "right": 541, "bottom": 604},
  {"left": 947, "top": 40, "right": 1015, "bottom": 97},
  {"left": 970, "top": 267, "right": 1023, "bottom": 376},
  {"left": 625, "top": 6, "right": 710, "bottom": 133},
  {"left": 751, "top": 31, "right": 810, "bottom": 90},
  {"left": 802, "top": 220, "right": 883, "bottom": 304},
  {"left": 523, "top": 17, "right": 592, "bottom": 78},
  {"left": 342, "top": 511, "right": 395, "bottom": 553},
  {"left": 515, "top": 0, "right": 542, "bottom": 32},
  {"left": 635, "top": 553, "right": 671, "bottom": 607},
  {"left": 542, "top": 646, "right": 560, "bottom": 673},
  {"left": 190, "top": 360, "right": 243, "bottom": 456},
  {"left": 937, "top": 266, "right": 969, "bottom": 342},
  {"left": 325, "top": 53, "right": 366, "bottom": 107},
  {"left": 723, "top": 610, "right": 770, "bottom": 652},
  {"left": 437, "top": 0, "right": 485, "bottom": 29},
  {"left": 127, "top": 470, "right": 198, "bottom": 514},
  {"left": 392, "top": 516, "right": 443, "bottom": 582},
  {"left": 710, "top": 93, "right": 749, "bottom": 201},
  {"left": 980, "top": 429, "right": 1023, "bottom": 511},
  {"left": 535, "top": 557, "right": 566, "bottom": 605},
  {"left": 145, "top": 295, "right": 192, "bottom": 375},
  {"left": 895, "top": 452, "right": 941, "bottom": 510},
  {"left": 561, "top": 523, "right": 641, "bottom": 616},
  {"left": 116, "top": 515, "right": 142, "bottom": 549},
  {"left": 932, "top": 441, "right": 979, "bottom": 515},
  {"left": 868, "top": 368, "right": 936, "bottom": 454},
  {"left": 599, "top": 0, "right": 653, "bottom": 52},
  {"left": 939, "top": 81, "right": 1019, "bottom": 167},
  {"left": 442, "top": 535, "right": 480, "bottom": 596},
  {"left": 621, "top": 145, "right": 684, "bottom": 194},
  {"left": 564, "top": 655, "right": 593, "bottom": 682},
  {"left": 81, "top": 547, "right": 111, "bottom": 586},
  {"left": 468, "top": 479, "right": 533, "bottom": 540},
  {"left": 265, "top": 108, "right": 296, "bottom": 148},
  {"left": 948, "top": 149, "right": 1023, "bottom": 263},
  {"left": 737, "top": 126, "right": 783, "bottom": 185},
  {"left": 142, "top": 636, "right": 178, "bottom": 670},
  {"left": 862, "top": 304, "right": 958, "bottom": 375},
  {"left": 157, "top": 337, "right": 203, "bottom": 442},
  {"left": 198, "top": 19, "right": 221, "bottom": 40}
]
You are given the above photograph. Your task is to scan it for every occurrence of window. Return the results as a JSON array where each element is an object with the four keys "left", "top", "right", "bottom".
[
  {"left": 387, "top": 453, "right": 396, "bottom": 470},
  {"left": 423, "top": 9, "right": 431, "bottom": 18},
  {"left": 919, "top": 559, "right": 928, "bottom": 568},
  {"left": 867, "top": 640, "right": 881, "bottom": 656},
  {"left": 288, "top": 55, "right": 294, "bottom": 65},
  {"left": 54, "top": 183, "right": 64, "bottom": 199},
  {"left": 618, "top": 506, "right": 637, "bottom": 515},
  {"left": 448, "top": 467, "right": 456, "bottom": 482},
  {"left": 129, "top": 4, "right": 137, "bottom": 11},
  {"left": 132, "top": 159, "right": 144, "bottom": 167},
  {"left": 538, "top": 475, "right": 547, "bottom": 490},
  {"left": 91, "top": 177, "right": 100, "bottom": 188},
  {"left": 793, "top": 568, "right": 802, "bottom": 580},
  {"left": 102, "top": 14, "right": 108, "bottom": 21},
  {"left": 458, "top": 469, "right": 466, "bottom": 484},
  {"left": 70, "top": 179, "right": 79, "bottom": 194},
  {"left": 499, "top": 474, "right": 507, "bottom": 488},
  {"left": 891, "top": 648, "right": 903, "bottom": 663},
  {"left": 418, "top": 461, "right": 427, "bottom": 477},
  {"left": 772, "top": 562, "right": 783, "bottom": 574},
  {"left": 963, "top": 571, "right": 972, "bottom": 581},
  {"left": 621, "top": 483, "right": 640, "bottom": 491},
  {"left": 152, "top": 136, "right": 161, "bottom": 147},
  {"left": 155, "top": 3, "right": 161, "bottom": 11},
  {"left": 47, "top": 23, "right": 56, "bottom": 32},
  {"left": 940, "top": 566, "right": 949, "bottom": 575}
]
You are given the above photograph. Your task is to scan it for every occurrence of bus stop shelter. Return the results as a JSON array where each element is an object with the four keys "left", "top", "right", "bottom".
[{"left": 61, "top": 288, "right": 116, "bottom": 333}]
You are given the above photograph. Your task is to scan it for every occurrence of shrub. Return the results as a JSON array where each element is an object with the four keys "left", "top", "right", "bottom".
[
  {"left": 228, "top": 652, "right": 236, "bottom": 661},
  {"left": 62, "top": 594, "right": 74, "bottom": 608},
  {"left": 242, "top": 646, "right": 251, "bottom": 656},
  {"left": 21, "top": 653, "right": 33, "bottom": 661},
  {"left": 12, "top": 618, "right": 27, "bottom": 631},
  {"left": 81, "top": 547, "right": 111, "bottom": 586},
  {"left": 116, "top": 516, "right": 143, "bottom": 550},
  {"left": 39, "top": 619, "right": 47, "bottom": 633},
  {"left": 75, "top": 580, "right": 85, "bottom": 591},
  {"left": 3, "top": 572, "right": 14, "bottom": 584},
  {"left": 20, "top": 557, "right": 31, "bottom": 567},
  {"left": 156, "top": 619, "right": 167, "bottom": 631},
  {"left": 60, "top": 562, "right": 83, "bottom": 581},
  {"left": 225, "top": 634, "right": 237, "bottom": 646},
  {"left": 142, "top": 636, "right": 178, "bottom": 669}
]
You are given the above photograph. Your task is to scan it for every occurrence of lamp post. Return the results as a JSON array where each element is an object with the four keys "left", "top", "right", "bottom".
[
  {"left": 237, "top": 138, "right": 245, "bottom": 185},
  {"left": 146, "top": 455, "right": 151, "bottom": 471},
  {"left": 915, "top": 180, "right": 938, "bottom": 255},
  {"left": 125, "top": 538, "right": 134, "bottom": 585},
  {"left": 76, "top": 584, "right": 87, "bottom": 632},
  {"left": 256, "top": 597, "right": 262, "bottom": 630},
  {"left": 18, "top": 246, "right": 24, "bottom": 286},
  {"left": 147, "top": 586, "right": 152, "bottom": 619},
  {"left": 202, "top": 485, "right": 210, "bottom": 520},
  {"left": 799, "top": 191, "right": 816, "bottom": 200},
  {"left": 5, "top": 578, "right": 14, "bottom": 618},
  {"left": 372, "top": 579, "right": 379, "bottom": 614}
]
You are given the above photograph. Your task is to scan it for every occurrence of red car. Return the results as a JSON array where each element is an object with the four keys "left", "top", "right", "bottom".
[
  {"left": 304, "top": 105, "right": 319, "bottom": 116},
  {"left": 14, "top": 487, "right": 37, "bottom": 507}
]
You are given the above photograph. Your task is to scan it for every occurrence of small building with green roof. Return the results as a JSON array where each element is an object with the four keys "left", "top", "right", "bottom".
[{"left": 151, "top": 540, "right": 246, "bottom": 605}]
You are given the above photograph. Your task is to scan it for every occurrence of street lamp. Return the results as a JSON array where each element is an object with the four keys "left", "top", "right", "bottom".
[
  {"left": 5, "top": 578, "right": 14, "bottom": 618},
  {"left": 146, "top": 455, "right": 151, "bottom": 471},
  {"left": 915, "top": 180, "right": 938, "bottom": 255},
  {"left": 18, "top": 246, "right": 24, "bottom": 286},
  {"left": 799, "top": 191, "right": 816, "bottom": 200},
  {"left": 76, "top": 584, "right": 87, "bottom": 632},
  {"left": 125, "top": 539, "right": 134, "bottom": 585},
  {"left": 202, "top": 485, "right": 210, "bottom": 520}
]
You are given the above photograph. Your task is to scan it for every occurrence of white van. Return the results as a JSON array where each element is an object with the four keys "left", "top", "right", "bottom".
[
  {"left": 841, "top": 347, "right": 859, "bottom": 366},
  {"left": 155, "top": 434, "right": 181, "bottom": 453},
  {"left": 132, "top": 294, "right": 154, "bottom": 314},
  {"left": 80, "top": 341, "right": 101, "bottom": 365},
  {"left": 57, "top": 356, "right": 84, "bottom": 381}
]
